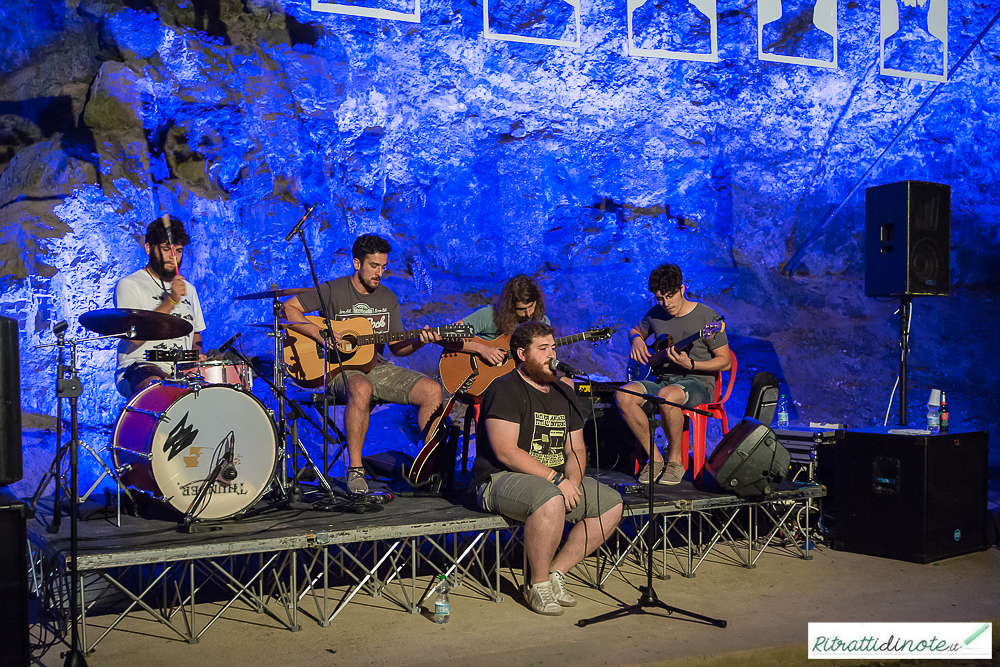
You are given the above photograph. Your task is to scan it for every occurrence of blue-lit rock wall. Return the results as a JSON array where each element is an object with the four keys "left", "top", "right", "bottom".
[{"left": 2, "top": 0, "right": 998, "bottom": 496}]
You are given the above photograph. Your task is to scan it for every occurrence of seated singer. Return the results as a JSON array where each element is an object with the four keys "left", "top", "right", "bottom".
[
  {"left": 114, "top": 217, "right": 206, "bottom": 399},
  {"left": 471, "top": 321, "right": 622, "bottom": 616},
  {"left": 283, "top": 233, "right": 442, "bottom": 495},
  {"left": 615, "top": 262, "right": 731, "bottom": 486}
]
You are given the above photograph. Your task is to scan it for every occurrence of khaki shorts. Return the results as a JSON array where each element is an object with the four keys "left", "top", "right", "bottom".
[
  {"left": 327, "top": 362, "right": 427, "bottom": 405},
  {"left": 477, "top": 471, "right": 622, "bottom": 523}
]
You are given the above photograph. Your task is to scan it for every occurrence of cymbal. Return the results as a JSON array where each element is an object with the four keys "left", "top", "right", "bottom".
[
  {"left": 80, "top": 308, "right": 194, "bottom": 340},
  {"left": 246, "top": 321, "right": 299, "bottom": 329},
  {"left": 232, "top": 287, "right": 312, "bottom": 301}
]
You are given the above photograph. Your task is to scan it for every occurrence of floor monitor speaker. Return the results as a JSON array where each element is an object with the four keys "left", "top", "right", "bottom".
[{"left": 703, "top": 418, "right": 789, "bottom": 498}]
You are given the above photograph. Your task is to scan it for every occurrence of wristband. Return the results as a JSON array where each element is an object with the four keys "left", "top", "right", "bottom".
[
  {"left": 551, "top": 472, "right": 565, "bottom": 486},
  {"left": 690, "top": 358, "right": 695, "bottom": 370},
  {"left": 546, "top": 469, "right": 556, "bottom": 482},
  {"left": 629, "top": 334, "right": 641, "bottom": 344},
  {"left": 165, "top": 294, "right": 177, "bottom": 305}
]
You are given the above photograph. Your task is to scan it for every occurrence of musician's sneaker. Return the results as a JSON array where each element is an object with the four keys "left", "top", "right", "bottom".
[
  {"left": 637, "top": 460, "right": 665, "bottom": 484},
  {"left": 658, "top": 461, "right": 685, "bottom": 486},
  {"left": 527, "top": 581, "right": 564, "bottom": 616},
  {"left": 346, "top": 467, "right": 369, "bottom": 495},
  {"left": 549, "top": 570, "right": 576, "bottom": 607}
]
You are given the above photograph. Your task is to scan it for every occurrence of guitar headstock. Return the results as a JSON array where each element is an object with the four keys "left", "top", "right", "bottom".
[
  {"left": 441, "top": 324, "right": 475, "bottom": 339},
  {"left": 702, "top": 320, "right": 725, "bottom": 340},
  {"left": 583, "top": 327, "right": 614, "bottom": 343}
]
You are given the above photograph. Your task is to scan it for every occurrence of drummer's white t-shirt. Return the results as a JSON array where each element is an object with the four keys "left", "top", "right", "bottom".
[{"left": 114, "top": 268, "right": 206, "bottom": 392}]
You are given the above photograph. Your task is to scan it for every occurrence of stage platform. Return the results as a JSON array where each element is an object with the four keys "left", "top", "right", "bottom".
[{"left": 26, "top": 471, "right": 825, "bottom": 654}]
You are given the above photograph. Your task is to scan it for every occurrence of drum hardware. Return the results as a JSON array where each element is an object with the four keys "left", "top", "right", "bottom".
[
  {"left": 178, "top": 431, "right": 237, "bottom": 533},
  {"left": 123, "top": 406, "right": 169, "bottom": 421},
  {"left": 28, "top": 318, "right": 139, "bottom": 667},
  {"left": 108, "top": 445, "right": 152, "bottom": 461}
]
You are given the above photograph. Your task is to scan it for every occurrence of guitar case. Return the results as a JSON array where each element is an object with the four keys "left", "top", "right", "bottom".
[{"left": 744, "top": 371, "right": 779, "bottom": 426}]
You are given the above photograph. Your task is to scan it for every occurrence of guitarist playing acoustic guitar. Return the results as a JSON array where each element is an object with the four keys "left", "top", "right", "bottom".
[
  {"left": 616, "top": 263, "right": 731, "bottom": 487},
  {"left": 283, "top": 234, "right": 453, "bottom": 496}
]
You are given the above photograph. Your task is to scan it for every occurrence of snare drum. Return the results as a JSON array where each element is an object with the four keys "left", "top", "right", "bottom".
[
  {"left": 112, "top": 382, "right": 277, "bottom": 520},
  {"left": 177, "top": 359, "right": 252, "bottom": 390}
]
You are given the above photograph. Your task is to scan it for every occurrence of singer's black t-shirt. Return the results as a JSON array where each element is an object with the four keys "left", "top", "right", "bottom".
[{"left": 470, "top": 370, "right": 585, "bottom": 488}]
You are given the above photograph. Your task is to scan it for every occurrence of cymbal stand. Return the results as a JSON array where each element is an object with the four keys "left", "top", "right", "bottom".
[
  {"left": 567, "top": 377, "right": 726, "bottom": 630},
  {"left": 224, "top": 344, "right": 337, "bottom": 502},
  {"left": 267, "top": 290, "right": 290, "bottom": 497},
  {"left": 30, "top": 327, "right": 132, "bottom": 528}
]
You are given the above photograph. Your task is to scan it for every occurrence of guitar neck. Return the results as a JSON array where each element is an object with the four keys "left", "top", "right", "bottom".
[
  {"left": 353, "top": 326, "right": 450, "bottom": 347},
  {"left": 554, "top": 332, "right": 591, "bottom": 347},
  {"left": 648, "top": 331, "right": 703, "bottom": 367}
]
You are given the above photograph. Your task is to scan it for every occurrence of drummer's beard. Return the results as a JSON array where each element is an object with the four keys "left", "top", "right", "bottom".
[{"left": 149, "top": 247, "right": 180, "bottom": 280}]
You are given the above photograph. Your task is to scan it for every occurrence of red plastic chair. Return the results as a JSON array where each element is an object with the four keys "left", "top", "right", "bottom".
[{"left": 681, "top": 350, "right": 737, "bottom": 480}]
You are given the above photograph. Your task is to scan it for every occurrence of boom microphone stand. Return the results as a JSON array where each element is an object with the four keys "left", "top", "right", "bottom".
[{"left": 561, "top": 369, "right": 726, "bottom": 629}]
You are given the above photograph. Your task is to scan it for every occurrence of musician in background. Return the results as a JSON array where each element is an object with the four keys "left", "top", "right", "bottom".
[
  {"left": 283, "top": 233, "right": 443, "bottom": 495},
  {"left": 449, "top": 274, "right": 549, "bottom": 365},
  {"left": 615, "top": 263, "right": 731, "bottom": 486},
  {"left": 114, "top": 217, "right": 206, "bottom": 399}
]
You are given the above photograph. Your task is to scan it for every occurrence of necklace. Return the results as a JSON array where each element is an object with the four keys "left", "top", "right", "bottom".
[{"left": 145, "top": 267, "right": 171, "bottom": 297}]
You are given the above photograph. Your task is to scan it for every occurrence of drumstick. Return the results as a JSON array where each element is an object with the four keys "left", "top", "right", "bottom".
[{"left": 160, "top": 214, "right": 181, "bottom": 278}]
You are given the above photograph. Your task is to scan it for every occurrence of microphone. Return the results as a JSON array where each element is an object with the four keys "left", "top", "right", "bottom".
[
  {"left": 218, "top": 332, "right": 241, "bottom": 354},
  {"left": 284, "top": 202, "right": 320, "bottom": 242},
  {"left": 550, "top": 358, "right": 584, "bottom": 377},
  {"left": 220, "top": 432, "right": 238, "bottom": 482}
]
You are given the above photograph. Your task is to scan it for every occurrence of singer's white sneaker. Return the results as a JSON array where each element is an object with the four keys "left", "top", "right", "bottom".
[
  {"left": 527, "top": 581, "right": 563, "bottom": 616},
  {"left": 549, "top": 570, "right": 576, "bottom": 607}
]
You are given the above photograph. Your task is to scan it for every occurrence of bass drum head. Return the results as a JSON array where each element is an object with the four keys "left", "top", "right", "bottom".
[{"left": 148, "top": 385, "right": 277, "bottom": 520}]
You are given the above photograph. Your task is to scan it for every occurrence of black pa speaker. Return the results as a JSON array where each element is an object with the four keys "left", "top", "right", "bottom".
[
  {"left": 703, "top": 418, "right": 790, "bottom": 498},
  {"left": 0, "top": 493, "right": 29, "bottom": 667},
  {"left": 865, "top": 180, "right": 950, "bottom": 297},
  {"left": 576, "top": 383, "right": 639, "bottom": 475},
  {"left": 832, "top": 429, "right": 988, "bottom": 564},
  {"left": 0, "top": 317, "right": 22, "bottom": 486}
]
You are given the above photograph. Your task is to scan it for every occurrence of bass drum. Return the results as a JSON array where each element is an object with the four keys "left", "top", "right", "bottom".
[{"left": 112, "top": 382, "right": 277, "bottom": 520}]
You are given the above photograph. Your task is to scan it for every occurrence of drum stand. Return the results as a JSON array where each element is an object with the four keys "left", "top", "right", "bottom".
[
  {"left": 30, "top": 326, "right": 133, "bottom": 528},
  {"left": 225, "top": 344, "right": 339, "bottom": 505}
]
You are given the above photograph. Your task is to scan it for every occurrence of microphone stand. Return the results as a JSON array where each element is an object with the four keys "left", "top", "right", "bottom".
[
  {"left": 561, "top": 371, "right": 726, "bottom": 630},
  {"left": 287, "top": 212, "right": 353, "bottom": 491}
]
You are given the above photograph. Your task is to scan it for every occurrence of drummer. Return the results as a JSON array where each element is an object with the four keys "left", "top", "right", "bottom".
[{"left": 114, "top": 217, "right": 207, "bottom": 398}]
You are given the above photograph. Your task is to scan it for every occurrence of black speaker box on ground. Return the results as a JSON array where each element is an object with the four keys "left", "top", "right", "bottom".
[
  {"left": 0, "top": 491, "right": 29, "bottom": 667},
  {"left": 865, "top": 180, "right": 950, "bottom": 297},
  {"left": 576, "top": 383, "right": 639, "bottom": 475},
  {"left": 832, "top": 429, "right": 988, "bottom": 564},
  {"left": 0, "top": 316, "right": 22, "bottom": 486},
  {"left": 703, "top": 418, "right": 790, "bottom": 498}
]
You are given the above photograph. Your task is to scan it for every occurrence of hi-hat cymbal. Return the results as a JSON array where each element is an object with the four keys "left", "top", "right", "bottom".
[
  {"left": 232, "top": 287, "right": 312, "bottom": 301},
  {"left": 246, "top": 320, "right": 299, "bottom": 329},
  {"left": 79, "top": 309, "right": 193, "bottom": 341}
]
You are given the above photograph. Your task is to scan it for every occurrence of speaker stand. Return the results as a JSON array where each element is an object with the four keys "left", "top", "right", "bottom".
[{"left": 898, "top": 294, "right": 911, "bottom": 426}]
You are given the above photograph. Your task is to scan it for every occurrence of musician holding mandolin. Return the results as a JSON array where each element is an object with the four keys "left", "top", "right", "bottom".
[
  {"left": 616, "top": 263, "right": 731, "bottom": 486},
  {"left": 283, "top": 234, "right": 449, "bottom": 495}
]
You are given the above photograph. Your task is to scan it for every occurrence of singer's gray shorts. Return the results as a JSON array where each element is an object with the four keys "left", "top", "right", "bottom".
[
  {"left": 326, "top": 362, "right": 428, "bottom": 406},
  {"left": 476, "top": 471, "right": 622, "bottom": 524}
]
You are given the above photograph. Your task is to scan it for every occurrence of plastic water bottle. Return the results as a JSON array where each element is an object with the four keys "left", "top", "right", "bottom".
[
  {"left": 776, "top": 395, "right": 789, "bottom": 428},
  {"left": 433, "top": 574, "right": 450, "bottom": 624},
  {"left": 926, "top": 389, "right": 940, "bottom": 433}
]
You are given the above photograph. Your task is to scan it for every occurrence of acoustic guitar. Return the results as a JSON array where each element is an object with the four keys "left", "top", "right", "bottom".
[
  {"left": 406, "top": 362, "right": 481, "bottom": 489},
  {"left": 628, "top": 319, "right": 725, "bottom": 382},
  {"left": 438, "top": 327, "right": 614, "bottom": 396},
  {"left": 284, "top": 315, "right": 474, "bottom": 388}
]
